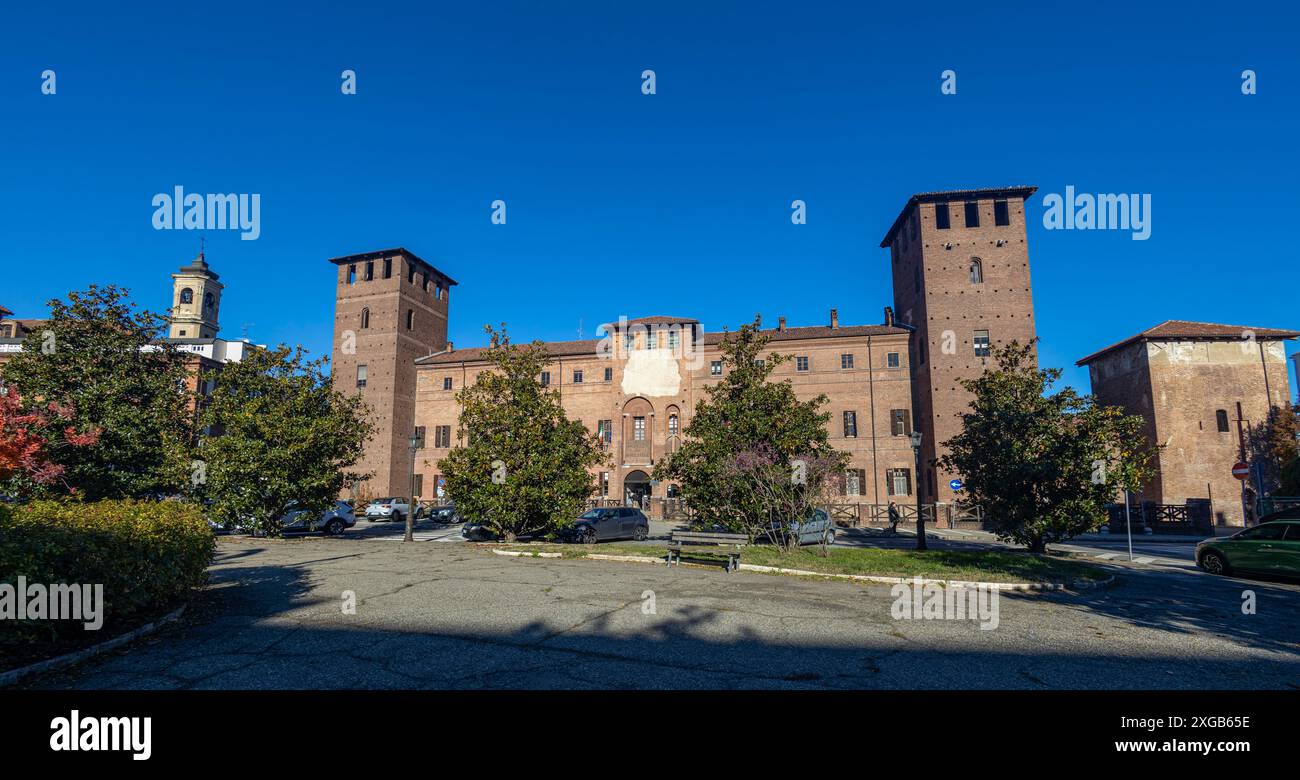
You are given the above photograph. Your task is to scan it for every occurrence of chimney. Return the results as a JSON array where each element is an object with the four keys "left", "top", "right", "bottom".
[
  {"left": 830, "top": 308, "right": 839, "bottom": 329},
  {"left": 446, "top": 341, "right": 454, "bottom": 352},
  {"left": 884, "top": 307, "right": 894, "bottom": 327},
  {"left": 778, "top": 316, "right": 786, "bottom": 331}
]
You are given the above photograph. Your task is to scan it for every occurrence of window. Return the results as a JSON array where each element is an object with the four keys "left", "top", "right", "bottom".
[
  {"left": 356, "top": 364, "right": 367, "bottom": 388},
  {"left": 891, "top": 409, "right": 910, "bottom": 436},
  {"left": 406, "top": 309, "right": 415, "bottom": 330},
  {"left": 887, "top": 352, "right": 900, "bottom": 368},
  {"left": 840, "top": 353, "right": 854, "bottom": 370},
  {"left": 573, "top": 370, "right": 583, "bottom": 384},
  {"left": 843, "top": 411, "right": 858, "bottom": 438},
  {"left": 710, "top": 360, "right": 722, "bottom": 376},
  {"left": 541, "top": 371, "right": 551, "bottom": 387},
  {"left": 973, "top": 330, "right": 991, "bottom": 357},
  {"left": 634, "top": 416, "right": 646, "bottom": 441},
  {"left": 180, "top": 287, "right": 194, "bottom": 304},
  {"left": 796, "top": 356, "right": 809, "bottom": 372},
  {"left": 668, "top": 330, "right": 679, "bottom": 351},
  {"left": 845, "top": 469, "right": 865, "bottom": 497},
  {"left": 407, "top": 263, "right": 416, "bottom": 284},
  {"left": 935, "top": 203, "right": 951, "bottom": 230},
  {"left": 383, "top": 258, "right": 392, "bottom": 278},
  {"left": 434, "top": 425, "right": 451, "bottom": 448},
  {"left": 360, "top": 308, "right": 370, "bottom": 329},
  {"left": 365, "top": 261, "right": 374, "bottom": 281},
  {"left": 604, "top": 367, "right": 613, "bottom": 382},
  {"left": 422, "top": 272, "right": 429, "bottom": 292},
  {"left": 414, "top": 426, "right": 426, "bottom": 448},
  {"left": 994, "top": 199, "right": 1010, "bottom": 226},
  {"left": 600, "top": 472, "right": 610, "bottom": 497},
  {"left": 970, "top": 257, "right": 984, "bottom": 284},
  {"left": 1215, "top": 409, "right": 1230, "bottom": 432},
  {"left": 964, "top": 201, "right": 980, "bottom": 228},
  {"left": 647, "top": 331, "right": 658, "bottom": 350},
  {"left": 347, "top": 265, "right": 356, "bottom": 285},
  {"left": 413, "top": 474, "right": 424, "bottom": 498},
  {"left": 442, "top": 376, "right": 452, "bottom": 391},
  {"left": 668, "top": 414, "right": 679, "bottom": 437},
  {"left": 887, "top": 468, "right": 912, "bottom": 496},
  {"left": 435, "top": 284, "right": 442, "bottom": 300},
  {"left": 1237, "top": 524, "right": 1286, "bottom": 541},
  {"left": 204, "top": 292, "right": 214, "bottom": 310},
  {"left": 624, "top": 332, "right": 635, "bottom": 353},
  {"left": 598, "top": 419, "right": 613, "bottom": 445}
]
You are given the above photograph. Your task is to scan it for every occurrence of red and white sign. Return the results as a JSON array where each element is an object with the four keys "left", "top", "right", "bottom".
[{"left": 1232, "top": 462, "right": 1250, "bottom": 480}]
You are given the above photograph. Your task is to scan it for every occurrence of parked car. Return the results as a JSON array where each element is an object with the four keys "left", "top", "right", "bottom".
[
  {"left": 768, "top": 507, "right": 837, "bottom": 546},
  {"left": 1196, "top": 520, "right": 1300, "bottom": 577},
  {"left": 427, "top": 502, "right": 460, "bottom": 523},
  {"left": 461, "top": 520, "right": 498, "bottom": 541},
  {"left": 364, "top": 497, "right": 410, "bottom": 523},
  {"left": 564, "top": 507, "right": 650, "bottom": 544},
  {"left": 282, "top": 500, "right": 356, "bottom": 535}
]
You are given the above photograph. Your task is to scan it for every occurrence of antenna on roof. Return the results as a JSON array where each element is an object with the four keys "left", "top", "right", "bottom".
[
  {"left": 577, "top": 317, "right": 584, "bottom": 340},
  {"left": 241, "top": 322, "right": 254, "bottom": 341}
]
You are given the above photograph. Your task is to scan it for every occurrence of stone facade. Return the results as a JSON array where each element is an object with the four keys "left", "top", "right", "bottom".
[
  {"left": 881, "top": 187, "right": 1039, "bottom": 503},
  {"left": 329, "top": 248, "right": 455, "bottom": 499},
  {"left": 411, "top": 315, "right": 915, "bottom": 507},
  {"left": 1079, "top": 321, "right": 1299, "bottom": 527}
]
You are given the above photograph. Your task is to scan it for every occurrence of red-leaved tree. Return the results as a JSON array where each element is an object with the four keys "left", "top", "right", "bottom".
[{"left": 0, "top": 386, "right": 100, "bottom": 492}]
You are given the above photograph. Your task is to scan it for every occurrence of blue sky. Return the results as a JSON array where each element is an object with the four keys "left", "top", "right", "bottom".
[{"left": 1, "top": 1, "right": 1297, "bottom": 397}]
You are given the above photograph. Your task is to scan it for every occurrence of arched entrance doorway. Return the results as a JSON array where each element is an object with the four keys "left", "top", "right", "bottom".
[{"left": 624, "top": 470, "right": 651, "bottom": 508}]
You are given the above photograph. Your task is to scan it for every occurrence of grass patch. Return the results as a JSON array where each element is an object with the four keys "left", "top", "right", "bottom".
[
  {"left": 485, "top": 541, "right": 1103, "bottom": 583},
  {"left": 740, "top": 545, "right": 1102, "bottom": 583}
]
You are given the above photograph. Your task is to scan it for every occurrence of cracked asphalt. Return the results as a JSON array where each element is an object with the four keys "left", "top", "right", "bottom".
[{"left": 23, "top": 536, "right": 1300, "bottom": 689}]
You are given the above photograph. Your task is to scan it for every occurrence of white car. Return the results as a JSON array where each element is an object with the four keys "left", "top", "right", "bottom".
[{"left": 364, "top": 497, "right": 410, "bottom": 522}]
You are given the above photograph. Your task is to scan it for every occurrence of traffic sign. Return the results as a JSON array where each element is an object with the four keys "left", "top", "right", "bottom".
[
  {"left": 1232, "top": 462, "right": 1250, "bottom": 480},
  {"left": 949, "top": 479, "right": 963, "bottom": 491}
]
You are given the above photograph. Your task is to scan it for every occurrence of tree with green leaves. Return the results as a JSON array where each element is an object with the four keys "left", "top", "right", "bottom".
[
  {"left": 0, "top": 285, "right": 194, "bottom": 500},
  {"left": 654, "top": 318, "right": 847, "bottom": 541},
  {"left": 1260, "top": 402, "right": 1299, "bottom": 495},
  {"left": 938, "top": 340, "right": 1158, "bottom": 553},
  {"left": 197, "top": 344, "right": 374, "bottom": 536},
  {"left": 437, "top": 326, "right": 607, "bottom": 542}
]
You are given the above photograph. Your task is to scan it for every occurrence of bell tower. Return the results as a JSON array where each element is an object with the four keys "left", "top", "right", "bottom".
[{"left": 169, "top": 250, "right": 223, "bottom": 339}]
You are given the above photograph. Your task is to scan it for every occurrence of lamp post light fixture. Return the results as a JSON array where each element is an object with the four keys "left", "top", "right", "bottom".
[
  {"left": 910, "top": 430, "right": 927, "bottom": 552},
  {"left": 406, "top": 431, "right": 421, "bottom": 543}
]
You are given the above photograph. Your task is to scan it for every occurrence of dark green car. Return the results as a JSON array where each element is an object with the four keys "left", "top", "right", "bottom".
[{"left": 1196, "top": 520, "right": 1300, "bottom": 577}]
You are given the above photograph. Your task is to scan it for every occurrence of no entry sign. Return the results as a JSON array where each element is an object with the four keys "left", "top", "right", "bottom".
[{"left": 1232, "top": 462, "right": 1250, "bottom": 480}]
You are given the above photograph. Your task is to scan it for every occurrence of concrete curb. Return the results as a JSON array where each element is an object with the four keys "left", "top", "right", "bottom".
[
  {"left": 0, "top": 604, "right": 187, "bottom": 689},
  {"left": 585, "top": 553, "right": 668, "bottom": 565},
  {"left": 735, "top": 563, "right": 1062, "bottom": 591},
  {"left": 492, "top": 549, "right": 562, "bottom": 558}
]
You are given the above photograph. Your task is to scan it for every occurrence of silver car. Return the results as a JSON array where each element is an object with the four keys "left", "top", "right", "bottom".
[
  {"left": 769, "top": 508, "right": 837, "bottom": 546},
  {"left": 281, "top": 500, "right": 356, "bottom": 535}
]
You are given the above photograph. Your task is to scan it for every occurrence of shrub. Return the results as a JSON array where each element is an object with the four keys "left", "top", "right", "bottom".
[{"left": 0, "top": 499, "right": 214, "bottom": 653}]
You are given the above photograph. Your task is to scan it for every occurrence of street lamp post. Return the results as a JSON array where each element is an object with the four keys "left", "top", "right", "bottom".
[
  {"left": 406, "top": 431, "right": 420, "bottom": 543},
  {"left": 911, "top": 430, "right": 927, "bottom": 551}
]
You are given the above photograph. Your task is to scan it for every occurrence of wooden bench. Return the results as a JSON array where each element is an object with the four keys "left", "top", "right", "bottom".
[{"left": 667, "top": 531, "right": 748, "bottom": 572}]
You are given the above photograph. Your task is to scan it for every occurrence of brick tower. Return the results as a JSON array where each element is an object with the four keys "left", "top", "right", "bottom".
[
  {"left": 881, "top": 187, "right": 1039, "bottom": 505},
  {"left": 330, "top": 248, "right": 456, "bottom": 500}
]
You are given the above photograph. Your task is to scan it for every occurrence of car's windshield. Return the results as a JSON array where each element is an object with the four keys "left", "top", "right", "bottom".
[
  {"left": 372, "top": 498, "right": 401, "bottom": 504},
  {"left": 578, "top": 509, "right": 605, "bottom": 520}
]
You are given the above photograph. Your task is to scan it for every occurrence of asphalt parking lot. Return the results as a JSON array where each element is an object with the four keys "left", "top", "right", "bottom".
[{"left": 23, "top": 534, "right": 1300, "bottom": 690}]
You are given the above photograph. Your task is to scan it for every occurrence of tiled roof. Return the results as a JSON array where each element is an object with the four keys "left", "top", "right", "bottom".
[
  {"left": 878, "top": 186, "right": 1037, "bottom": 248},
  {"left": 1077, "top": 320, "right": 1300, "bottom": 366},
  {"left": 0, "top": 304, "right": 12, "bottom": 318},
  {"left": 416, "top": 322, "right": 910, "bottom": 365}
]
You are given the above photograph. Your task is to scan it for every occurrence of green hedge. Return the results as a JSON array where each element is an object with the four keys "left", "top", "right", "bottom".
[{"left": 0, "top": 499, "right": 215, "bottom": 652}]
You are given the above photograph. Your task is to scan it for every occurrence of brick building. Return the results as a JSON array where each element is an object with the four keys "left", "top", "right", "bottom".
[
  {"left": 411, "top": 313, "right": 914, "bottom": 508},
  {"left": 1078, "top": 321, "right": 1299, "bottom": 527},
  {"left": 881, "top": 186, "right": 1039, "bottom": 503},
  {"left": 328, "top": 248, "right": 455, "bottom": 499},
  {"left": 331, "top": 187, "right": 1040, "bottom": 512}
]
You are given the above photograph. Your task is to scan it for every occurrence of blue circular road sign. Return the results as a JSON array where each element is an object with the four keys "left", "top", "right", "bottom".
[{"left": 949, "top": 479, "right": 963, "bottom": 491}]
